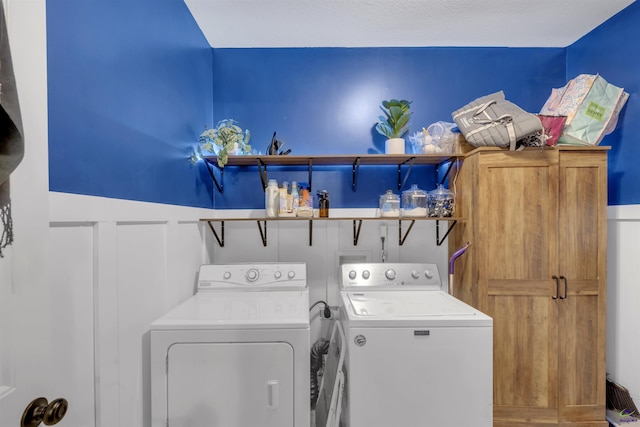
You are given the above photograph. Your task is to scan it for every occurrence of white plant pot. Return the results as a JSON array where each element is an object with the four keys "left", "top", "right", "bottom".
[{"left": 385, "top": 138, "right": 405, "bottom": 154}]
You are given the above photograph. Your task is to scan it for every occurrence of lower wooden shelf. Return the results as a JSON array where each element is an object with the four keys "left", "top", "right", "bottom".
[{"left": 200, "top": 216, "right": 460, "bottom": 247}]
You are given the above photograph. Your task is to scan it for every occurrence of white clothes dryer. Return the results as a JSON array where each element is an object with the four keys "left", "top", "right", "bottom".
[
  {"left": 150, "top": 263, "right": 310, "bottom": 427},
  {"left": 338, "top": 263, "right": 493, "bottom": 427}
]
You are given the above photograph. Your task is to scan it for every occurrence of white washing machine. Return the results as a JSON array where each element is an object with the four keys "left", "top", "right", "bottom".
[
  {"left": 338, "top": 262, "right": 493, "bottom": 427},
  {"left": 150, "top": 263, "right": 310, "bottom": 427}
]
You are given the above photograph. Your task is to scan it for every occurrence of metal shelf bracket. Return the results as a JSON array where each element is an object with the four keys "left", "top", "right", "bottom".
[
  {"left": 398, "top": 219, "right": 416, "bottom": 246},
  {"left": 435, "top": 219, "right": 457, "bottom": 246},
  {"left": 352, "top": 219, "right": 363, "bottom": 245},
  {"left": 207, "top": 220, "right": 225, "bottom": 247},
  {"left": 256, "top": 220, "right": 268, "bottom": 246},
  {"left": 204, "top": 159, "right": 224, "bottom": 193},
  {"left": 351, "top": 158, "right": 361, "bottom": 191},
  {"left": 257, "top": 159, "right": 268, "bottom": 190},
  {"left": 398, "top": 157, "right": 416, "bottom": 190}
]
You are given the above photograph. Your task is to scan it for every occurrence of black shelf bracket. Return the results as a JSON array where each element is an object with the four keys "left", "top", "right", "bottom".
[
  {"left": 435, "top": 219, "right": 457, "bottom": 246},
  {"left": 351, "top": 158, "right": 361, "bottom": 191},
  {"left": 257, "top": 159, "right": 268, "bottom": 191},
  {"left": 352, "top": 219, "right": 363, "bottom": 245},
  {"left": 204, "top": 159, "right": 224, "bottom": 193},
  {"left": 256, "top": 220, "right": 268, "bottom": 246},
  {"left": 436, "top": 158, "right": 459, "bottom": 186},
  {"left": 308, "top": 220, "right": 313, "bottom": 246},
  {"left": 398, "top": 157, "right": 416, "bottom": 190},
  {"left": 207, "top": 220, "right": 225, "bottom": 247},
  {"left": 398, "top": 219, "right": 416, "bottom": 246}
]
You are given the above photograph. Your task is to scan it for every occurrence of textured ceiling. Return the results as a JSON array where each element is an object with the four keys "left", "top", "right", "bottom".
[{"left": 184, "top": 0, "right": 635, "bottom": 48}]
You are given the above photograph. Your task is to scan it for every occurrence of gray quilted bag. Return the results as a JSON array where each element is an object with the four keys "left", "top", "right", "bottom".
[{"left": 452, "top": 91, "right": 543, "bottom": 150}]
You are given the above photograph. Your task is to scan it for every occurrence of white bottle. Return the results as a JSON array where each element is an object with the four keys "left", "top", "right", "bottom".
[
  {"left": 291, "top": 181, "right": 299, "bottom": 215},
  {"left": 265, "top": 179, "right": 279, "bottom": 218},
  {"left": 279, "top": 181, "right": 289, "bottom": 216}
]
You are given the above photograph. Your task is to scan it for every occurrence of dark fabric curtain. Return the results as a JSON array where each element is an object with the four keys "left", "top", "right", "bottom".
[{"left": 0, "top": 2, "right": 24, "bottom": 257}]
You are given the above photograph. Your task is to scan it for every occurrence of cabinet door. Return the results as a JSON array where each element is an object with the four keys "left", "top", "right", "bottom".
[
  {"left": 476, "top": 151, "right": 560, "bottom": 425},
  {"left": 556, "top": 152, "right": 607, "bottom": 426}
]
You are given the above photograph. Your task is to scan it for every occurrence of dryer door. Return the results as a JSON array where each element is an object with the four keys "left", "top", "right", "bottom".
[{"left": 167, "top": 342, "right": 294, "bottom": 427}]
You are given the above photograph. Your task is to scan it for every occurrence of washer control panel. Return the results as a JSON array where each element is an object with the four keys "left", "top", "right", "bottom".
[
  {"left": 339, "top": 263, "right": 441, "bottom": 290},
  {"left": 197, "top": 263, "right": 307, "bottom": 291}
]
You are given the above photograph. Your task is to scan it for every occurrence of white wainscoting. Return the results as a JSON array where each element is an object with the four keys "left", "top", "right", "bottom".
[
  {"left": 48, "top": 192, "right": 450, "bottom": 427},
  {"left": 607, "top": 205, "right": 640, "bottom": 407},
  {"left": 49, "top": 192, "right": 213, "bottom": 427},
  {"left": 46, "top": 193, "right": 640, "bottom": 425}
]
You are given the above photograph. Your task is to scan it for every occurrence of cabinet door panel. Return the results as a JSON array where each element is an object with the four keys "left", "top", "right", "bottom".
[
  {"left": 558, "top": 160, "right": 604, "bottom": 280},
  {"left": 488, "top": 294, "right": 558, "bottom": 411},
  {"left": 480, "top": 164, "right": 555, "bottom": 281},
  {"left": 477, "top": 152, "right": 560, "bottom": 424},
  {"left": 557, "top": 152, "right": 607, "bottom": 424}
]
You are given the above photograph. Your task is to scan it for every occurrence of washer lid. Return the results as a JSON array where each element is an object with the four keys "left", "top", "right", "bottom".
[
  {"left": 342, "top": 290, "right": 492, "bottom": 327},
  {"left": 151, "top": 290, "right": 310, "bottom": 330}
]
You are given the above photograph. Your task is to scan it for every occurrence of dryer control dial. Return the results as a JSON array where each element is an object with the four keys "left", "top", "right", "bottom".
[
  {"left": 385, "top": 269, "right": 396, "bottom": 280},
  {"left": 288, "top": 270, "right": 296, "bottom": 279},
  {"left": 348, "top": 270, "right": 357, "bottom": 280},
  {"left": 424, "top": 269, "right": 434, "bottom": 279},
  {"left": 411, "top": 270, "right": 420, "bottom": 279},
  {"left": 362, "top": 270, "right": 370, "bottom": 280},
  {"left": 274, "top": 271, "right": 282, "bottom": 279},
  {"left": 246, "top": 268, "right": 259, "bottom": 282}
]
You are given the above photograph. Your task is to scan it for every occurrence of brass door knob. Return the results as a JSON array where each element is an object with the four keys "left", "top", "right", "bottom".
[{"left": 21, "top": 397, "right": 68, "bottom": 427}]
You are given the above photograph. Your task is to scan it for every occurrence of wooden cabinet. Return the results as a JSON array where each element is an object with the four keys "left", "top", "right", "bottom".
[{"left": 450, "top": 147, "right": 608, "bottom": 427}]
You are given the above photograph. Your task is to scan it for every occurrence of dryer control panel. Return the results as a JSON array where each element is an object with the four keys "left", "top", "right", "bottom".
[
  {"left": 339, "top": 263, "right": 441, "bottom": 290},
  {"left": 197, "top": 263, "right": 307, "bottom": 292}
]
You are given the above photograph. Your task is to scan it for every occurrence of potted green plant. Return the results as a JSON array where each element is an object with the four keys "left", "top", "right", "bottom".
[
  {"left": 190, "top": 119, "right": 251, "bottom": 167},
  {"left": 375, "top": 99, "right": 412, "bottom": 154}
]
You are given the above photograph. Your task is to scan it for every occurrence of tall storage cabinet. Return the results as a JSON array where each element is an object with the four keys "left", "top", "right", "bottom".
[{"left": 450, "top": 147, "right": 608, "bottom": 427}]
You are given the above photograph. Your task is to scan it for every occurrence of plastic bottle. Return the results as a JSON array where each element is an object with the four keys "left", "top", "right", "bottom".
[
  {"left": 279, "top": 181, "right": 289, "bottom": 216},
  {"left": 291, "top": 181, "right": 299, "bottom": 215},
  {"left": 318, "top": 190, "right": 329, "bottom": 218},
  {"left": 265, "top": 179, "right": 279, "bottom": 218}
]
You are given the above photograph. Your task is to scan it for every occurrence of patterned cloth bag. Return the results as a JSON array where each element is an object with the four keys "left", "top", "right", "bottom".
[
  {"left": 452, "top": 91, "right": 543, "bottom": 151},
  {"left": 540, "top": 74, "right": 628, "bottom": 146}
]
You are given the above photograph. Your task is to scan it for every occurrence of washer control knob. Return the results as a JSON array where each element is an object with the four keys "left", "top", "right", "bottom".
[
  {"left": 223, "top": 271, "right": 232, "bottom": 280},
  {"left": 385, "top": 269, "right": 396, "bottom": 280},
  {"left": 246, "top": 268, "right": 259, "bottom": 282},
  {"left": 411, "top": 270, "right": 420, "bottom": 279},
  {"left": 348, "top": 270, "right": 357, "bottom": 280},
  {"left": 362, "top": 270, "right": 370, "bottom": 280},
  {"left": 274, "top": 271, "right": 282, "bottom": 279},
  {"left": 424, "top": 270, "right": 434, "bottom": 279},
  {"left": 288, "top": 270, "right": 296, "bottom": 279}
]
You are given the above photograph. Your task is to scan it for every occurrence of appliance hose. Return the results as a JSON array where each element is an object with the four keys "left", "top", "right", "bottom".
[{"left": 310, "top": 337, "right": 330, "bottom": 409}]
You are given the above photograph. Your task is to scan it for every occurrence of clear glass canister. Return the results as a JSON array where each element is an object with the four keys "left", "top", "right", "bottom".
[
  {"left": 401, "top": 184, "right": 428, "bottom": 217},
  {"left": 428, "top": 184, "right": 455, "bottom": 217},
  {"left": 379, "top": 190, "right": 400, "bottom": 217}
]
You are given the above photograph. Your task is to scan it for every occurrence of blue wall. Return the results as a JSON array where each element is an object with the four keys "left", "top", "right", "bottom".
[
  {"left": 47, "top": 0, "right": 215, "bottom": 208},
  {"left": 210, "top": 47, "right": 565, "bottom": 209},
  {"left": 567, "top": 2, "right": 639, "bottom": 206},
  {"left": 47, "top": 1, "right": 638, "bottom": 209}
]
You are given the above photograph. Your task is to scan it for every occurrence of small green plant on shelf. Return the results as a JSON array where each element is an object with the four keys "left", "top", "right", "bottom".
[
  {"left": 189, "top": 119, "right": 251, "bottom": 167},
  {"left": 375, "top": 99, "right": 413, "bottom": 139}
]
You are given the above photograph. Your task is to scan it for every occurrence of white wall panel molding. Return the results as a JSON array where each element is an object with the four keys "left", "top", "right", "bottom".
[
  {"left": 607, "top": 206, "right": 640, "bottom": 408},
  {"left": 93, "top": 221, "right": 120, "bottom": 427},
  {"left": 49, "top": 191, "right": 215, "bottom": 222},
  {"left": 608, "top": 204, "right": 640, "bottom": 220}
]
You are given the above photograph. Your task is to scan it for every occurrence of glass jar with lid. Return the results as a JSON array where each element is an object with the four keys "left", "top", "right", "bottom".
[
  {"left": 379, "top": 190, "right": 400, "bottom": 217},
  {"left": 401, "top": 184, "right": 428, "bottom": 217},
  {"left": 428, "top": 184, "right": 455, "bottom": 217}
]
